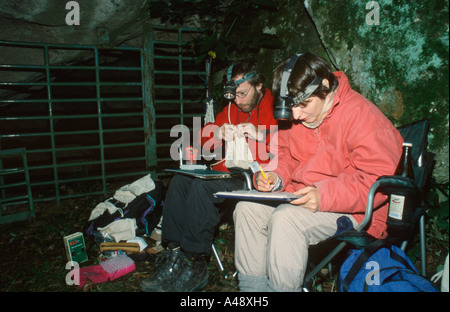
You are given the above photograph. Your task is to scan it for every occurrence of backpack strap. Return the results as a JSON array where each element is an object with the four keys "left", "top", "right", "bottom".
[
  {"left": 342, "top": 240, "right": 387, "bottom": 292},
  {"left": 389, "top": 249, "right": 418, "bottom": 273}
]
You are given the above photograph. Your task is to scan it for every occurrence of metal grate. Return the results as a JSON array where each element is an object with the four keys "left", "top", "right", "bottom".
[
  {"left": 0, "top": 148, "right": 35, "bottom": 224},
  {"left": 0, "top": 25, "right": 206, "bottom": 205},
  {"left": 145, "top": 26, "right": 208, "bottom": 168}
]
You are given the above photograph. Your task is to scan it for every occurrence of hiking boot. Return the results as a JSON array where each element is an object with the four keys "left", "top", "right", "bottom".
[
  {"left": 140, "top": 246, "right": 182, "bottom": 292},
  {"left": 158, "top": 253, "right": 209, "bottom": 292}
]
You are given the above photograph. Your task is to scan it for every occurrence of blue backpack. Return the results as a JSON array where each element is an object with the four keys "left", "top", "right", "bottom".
[{"left": 339, "top": 240, "right": 438, "bottom": 292}]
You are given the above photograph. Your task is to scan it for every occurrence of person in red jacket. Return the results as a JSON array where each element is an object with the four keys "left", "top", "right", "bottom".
[
  {"left": 140, "top": 58, "right": 277, "bottom": 292},
  {"left": 233, "top": 53, "right": 404, "bottom": 292},
  {"left": 200, "top": 68, "right": 278, "bottom": 172}
]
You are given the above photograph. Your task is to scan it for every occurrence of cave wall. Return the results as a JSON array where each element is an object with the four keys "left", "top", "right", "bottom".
[
  {"left": 257, "top": 0, "right": 448, "bottom": 183},
  {"left": 304, "top": 0, "right": 449, "bottom": 183},
  {"left": 1, "top": 0, "right": 448, "bottom": 183},
  {"left": 0, "top": 0, "right": 150, "bottom": 46},
  {"left": 0, "top": 0, "right": 152, "bottom": 86}
]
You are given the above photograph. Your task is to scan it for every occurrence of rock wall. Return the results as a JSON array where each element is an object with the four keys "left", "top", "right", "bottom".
[
  {"left": 0, "top": 0, "right": 150, "bottom": 46},
  {"left": 0, "top": 0, "right": 151, "bottom": 87},
  {"left": 1, "top": 0, "right": 448, "bottom": 183},
  {"left": 303, "top": 0, "right": 449, "bottom": 183}
]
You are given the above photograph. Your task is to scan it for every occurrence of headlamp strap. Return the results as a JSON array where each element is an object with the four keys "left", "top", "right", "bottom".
[
  {"left": 280, "top": 54, "right": 302, "bottom": 97},
  {"left": 292, "top": 76, "right": 322, "bottom": 105},
  {"left": 226, "top": 64, "right": 234, "bottom": 81},
  {"left": 279, "top": 54, "right": 323, "bottom": 106},
  {"left": 226, "top": 63, "right": 256, "bottom": 87}
]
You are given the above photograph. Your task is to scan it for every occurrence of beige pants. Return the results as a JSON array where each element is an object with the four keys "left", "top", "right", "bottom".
[{"left": 233, "top": 201, "right": 358, "bottom": 291}]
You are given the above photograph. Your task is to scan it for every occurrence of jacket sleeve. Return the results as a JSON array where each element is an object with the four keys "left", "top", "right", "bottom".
[
  {"left": 271, "top": 128, "right": 301, "bottom": 186},
  {"left": 315, "top": 126, "right": 403, "bottom": 214}
]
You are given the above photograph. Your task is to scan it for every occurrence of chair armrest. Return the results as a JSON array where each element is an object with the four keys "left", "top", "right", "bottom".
[
  {"left": 356, "top": 175, "right": 418, "bottom": 232},
  {"left": 240, "top": 171, "right": 253, "bottom": 190},
  {"left": 376, "top": 175, "right": 418, "bottom": 193},
  {"left": 227, "top": 167, "right": 253, "bottom": 190}
]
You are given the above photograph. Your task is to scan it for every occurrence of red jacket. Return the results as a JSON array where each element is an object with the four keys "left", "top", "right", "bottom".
[
  {"left": 273, "top": 72, "right": 403, "bottom": 239},
  {"left": 199, "top": 88, "right": 278, "bottom": 172}
]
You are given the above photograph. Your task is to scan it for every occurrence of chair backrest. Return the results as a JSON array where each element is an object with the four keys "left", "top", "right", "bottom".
[
  {"left": 384, "top": 119, "right": 435, "bottom": 241},
  {"left": 396, "top": 119, "right": 434, "bottom": 191}
]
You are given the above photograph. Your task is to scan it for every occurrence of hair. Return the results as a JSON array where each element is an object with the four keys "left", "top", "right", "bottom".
[
  {"left": 224, "top": 58, "right": 265, "bottom": 89},
  {"left": 272, "top": 52, "right": 338, "bottom": 101}
]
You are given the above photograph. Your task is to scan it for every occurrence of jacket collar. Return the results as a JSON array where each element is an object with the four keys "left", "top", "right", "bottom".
[{"left": 322, "top": 71, "right": 349, "bottom": 121}]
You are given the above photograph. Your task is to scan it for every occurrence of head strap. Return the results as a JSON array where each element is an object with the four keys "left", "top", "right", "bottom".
[
  {"left": 291, "top": 76, "right": 323, "bottom": 105},
  {"left": 226, "top": 63, "right": 256, "bottom": 87},
  {"left": 280, "top": 54, "right": 302, "bottom": 98},
  {"left": 279, "top": 54, "right": 323, "bottom": 106}
]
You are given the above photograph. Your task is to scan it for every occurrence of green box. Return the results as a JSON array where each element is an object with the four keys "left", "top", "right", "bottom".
[{"left": 64, "top": 232, "right": 88, "bottom": 263}]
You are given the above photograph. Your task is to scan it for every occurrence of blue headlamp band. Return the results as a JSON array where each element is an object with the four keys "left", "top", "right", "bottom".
[{"left": 226, "top": 63, "right": 256, "bottom": 87}]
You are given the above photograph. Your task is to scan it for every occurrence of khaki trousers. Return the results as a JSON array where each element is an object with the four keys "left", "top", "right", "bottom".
[{"left": 233, "top": 201, "right": 358, "bottom": 291}]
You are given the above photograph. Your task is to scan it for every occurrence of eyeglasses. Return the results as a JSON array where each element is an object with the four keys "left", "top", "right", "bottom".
[{"left": 235, "top": 85, "right": 252, "bottom": 98}]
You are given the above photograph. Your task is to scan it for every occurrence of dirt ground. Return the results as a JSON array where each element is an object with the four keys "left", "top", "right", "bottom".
[
  {"left": 0, "top": 190, "right": 240, "bottom": 292},
  {"left": 0, "top": 189, "right": 446, "bottom": 293}
]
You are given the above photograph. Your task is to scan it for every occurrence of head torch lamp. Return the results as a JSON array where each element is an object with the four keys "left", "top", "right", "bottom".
[
  {"left": 274, "top": 54, "right": 322, "bottom": 120},
  {"left": 223, "top": 80, "right": 239, "bottom": 100}
]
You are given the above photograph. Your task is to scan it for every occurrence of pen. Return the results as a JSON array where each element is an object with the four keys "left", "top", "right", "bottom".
[{"left": 259, "top": 165, "right": 271, "bottom": 185}]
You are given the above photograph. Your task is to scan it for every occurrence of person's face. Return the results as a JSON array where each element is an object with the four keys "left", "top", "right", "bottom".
[
  {"left": 233, "top": 75, "right": 263, "bottom": 113},
  {"left": 291, "top": 78, "right": 330, "bottom": 123},
  {"left": 291, "top": 96, "right": 326, "bottom": 123}
]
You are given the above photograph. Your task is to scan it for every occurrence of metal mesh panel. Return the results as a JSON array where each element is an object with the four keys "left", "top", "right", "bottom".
[
  {"left": 0, "top": 26, "right": 206, "bottom": 205},
  {"left": 147, "top": 26, "right": 207, "bottom": 168}
]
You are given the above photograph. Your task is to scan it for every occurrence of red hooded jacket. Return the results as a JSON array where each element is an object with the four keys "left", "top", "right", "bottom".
[
  {"left": 273, "top": 72, "right": 403, "bottom": 239},
  {"left": 199, "top": 88, "right": 278, "bottom": 172}
]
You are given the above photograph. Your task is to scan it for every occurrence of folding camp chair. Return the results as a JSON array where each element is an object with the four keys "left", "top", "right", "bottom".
[{"left": 302, "top": 119, "right": 435, "bottom": 291}]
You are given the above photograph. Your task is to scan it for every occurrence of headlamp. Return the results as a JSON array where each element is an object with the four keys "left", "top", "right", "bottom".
[
  {"left": 274, "top": 54, "right": 301, "bottom": 120},
  {"left": 274, "top": 54, "right": 322, "bottom": 120},
  {"left": 223, "top": 80, "right": 238, "bottom": 100},
  {"left": 274, "top": 96, "right": 295, "bottom": 120}
]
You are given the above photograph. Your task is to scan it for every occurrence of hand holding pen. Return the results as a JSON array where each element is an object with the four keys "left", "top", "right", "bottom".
[{"left": 255, "top": 168, "right": 277, "bottom": 192}]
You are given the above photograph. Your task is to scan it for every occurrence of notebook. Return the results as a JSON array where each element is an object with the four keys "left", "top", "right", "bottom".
[
  {"left": 165, "top": 168, "right": 232, "bottom": 179},
  {"left": 214, "top": 190, "right": 302, "bottom": 202}
]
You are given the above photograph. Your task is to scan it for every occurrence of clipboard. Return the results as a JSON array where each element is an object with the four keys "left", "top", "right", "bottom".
[
  {"left": 214, "top": 190, "right": 302, "bottom": 202},
  {"left": 165, "top": 168, "right": 232, "bottom": 180}
]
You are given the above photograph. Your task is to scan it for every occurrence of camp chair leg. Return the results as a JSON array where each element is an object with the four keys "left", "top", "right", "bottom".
[
  {"left": 400, "top": 240, "right": 409, "bottom": 251},
  {"left": 399, "top": 216, "right": 426, "bottom": 276},
  {"left": 211, "top": 243, "right": 238, "bottom": 279},
  {"left": 420, "top": 215, "right": 426, "bottom": 276},
  {"left": 212, "top": 243, "right": 225, "bottom": 272},
  {"left": 328, "top": 262, "right": 333, "bottom": 279},
  {"left": 212, "top": 243, "right": 232, "bottom": 279}
]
